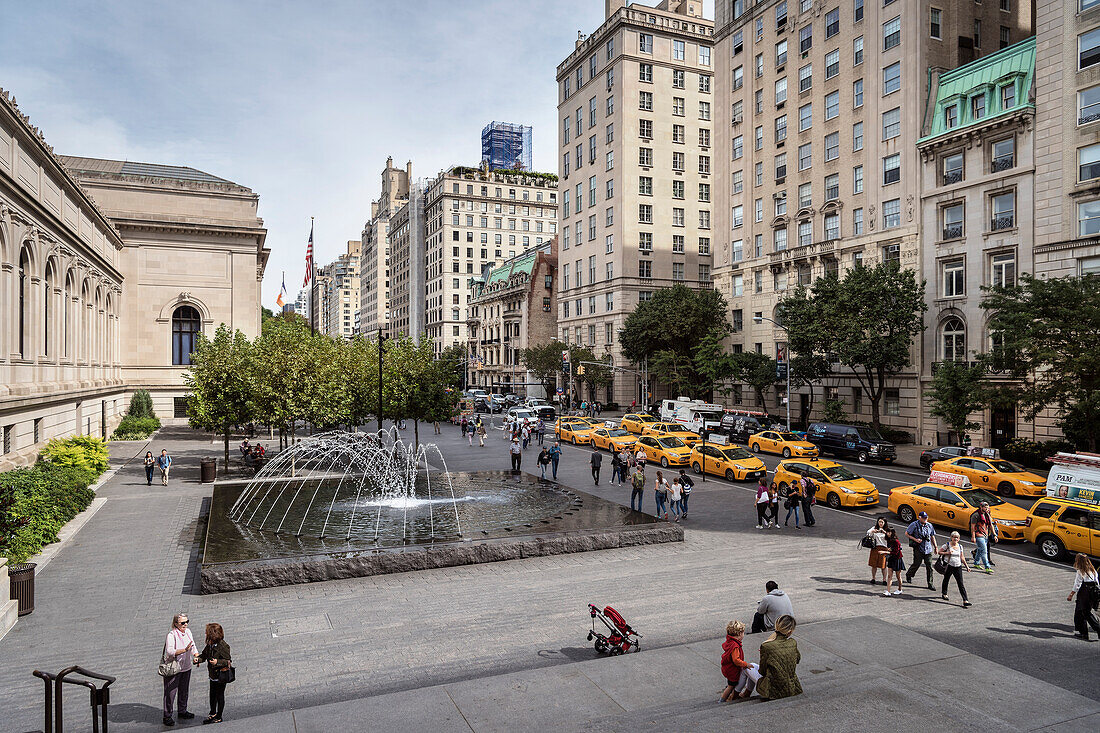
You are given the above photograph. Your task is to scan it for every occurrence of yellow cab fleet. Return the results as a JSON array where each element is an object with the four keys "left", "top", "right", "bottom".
[
  {"left": 636, "top": 435, "right": 693, "bottom": 468},
  {"left": 590, "top": 426, "right": 638, "bottom": 452},
  {"left": 620, "top": 413, "right": 659, "bottom": 434},
  {"left": 930, "top": 454, "right": 1047, "bottom": 497},
  {"left": 772, "top": 458, "right": 878, "bottom": 509},
  {"left": 642, "top": 421, "right": 702, "bottom": 446},
  {"left": 1024, "top": 452, "right": 1100, "bottom": 560},
  {"left": 888, "top": 470, "right": 1031, "bottom": 540}
]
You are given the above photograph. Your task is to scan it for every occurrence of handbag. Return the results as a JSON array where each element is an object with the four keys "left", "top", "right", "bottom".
[
  {"left": 216, "top": 666, "right": 236, "bottom": 684},
  {"left": 933, "top": 556, "right": 948, "bottom": 575},
  {"left": 158, "top": 643, "right": 181, "bottom": 678},
  {"left": 860, "top": 535, "right": 875, "bottom": 549}
]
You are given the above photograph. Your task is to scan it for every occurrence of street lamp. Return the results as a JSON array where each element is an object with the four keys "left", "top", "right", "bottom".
[{"left": 753, "top": 314, "right": 791, "bottom": 432}]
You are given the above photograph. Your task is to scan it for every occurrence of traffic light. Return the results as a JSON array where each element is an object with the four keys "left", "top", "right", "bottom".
[{"left": 577, "top": 365, "right": 586, "bottom": 376}]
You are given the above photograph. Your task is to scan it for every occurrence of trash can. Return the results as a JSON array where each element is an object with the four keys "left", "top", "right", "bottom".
[
  {"left": 9, "top": 563, "right": 35, "bottom": 616},
  {"left": 200, "top": 458, "right": 217, "bottom": 483}
]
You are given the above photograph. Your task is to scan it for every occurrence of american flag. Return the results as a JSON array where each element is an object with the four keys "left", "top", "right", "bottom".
[{"left": 303, "top": 219, "right": 314, "bottom": 287}]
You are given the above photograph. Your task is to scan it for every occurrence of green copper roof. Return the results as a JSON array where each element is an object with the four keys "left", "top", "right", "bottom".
[
  {"left": 475, "top": 251, "right": 539, "bottom": 296},
  {"left": 920, "top": 37, "right": 1035, "bottom": 143}
]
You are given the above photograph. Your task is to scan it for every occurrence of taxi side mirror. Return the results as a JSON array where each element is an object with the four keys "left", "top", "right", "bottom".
[{"left": 955, "top": 502, "right": 966, "bottom": 508}]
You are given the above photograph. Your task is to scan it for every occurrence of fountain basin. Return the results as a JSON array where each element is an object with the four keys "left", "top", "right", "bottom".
[{"left": 200, "top": 471, "right": 682, "bottom": 593}]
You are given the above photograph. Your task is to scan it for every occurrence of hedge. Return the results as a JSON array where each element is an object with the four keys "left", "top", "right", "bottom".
[
  {"left": 0, "top": 464, "right": 98, "bottom": 563},
  {"left": 110, "top": 390, "right": 161, "bottom": 440},
  {"left": 40, "top": 435, "right": 110, "bottom": 474},
  {"left": 1000, "top": 438, "right": 1076, "bottom": 471}
]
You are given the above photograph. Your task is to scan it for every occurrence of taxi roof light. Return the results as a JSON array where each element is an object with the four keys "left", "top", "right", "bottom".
[{"left": 929, "top": 469, "right": 971, "bottom": 489}]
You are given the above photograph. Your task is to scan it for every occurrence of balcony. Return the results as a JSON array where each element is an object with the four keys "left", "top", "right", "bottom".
[
  {"left": 768, "top": 239, "right": 835, "bottom": 265},
  {"left": 942, "top": 169, "right": 963, "bottom": 185},
  {"left": 1079, "top": 110, "right": 1100, "bottom": 126},
  {"left": 942, "top": 224, "right": 963, "bottom": 240},
  {"left": 991, "top": 155, "right": 1014, "bottom": 173},
  {"left": 990, "top": 214, "right": 1015, "bottom": 232}
]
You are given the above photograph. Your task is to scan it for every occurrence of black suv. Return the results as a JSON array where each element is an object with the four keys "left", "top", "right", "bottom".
[
  {"left": 806, "top": 422, "right": 896, "bottom": 463},
  {"left": 713, "top": 414, "right": 764, "bottom": 444}
]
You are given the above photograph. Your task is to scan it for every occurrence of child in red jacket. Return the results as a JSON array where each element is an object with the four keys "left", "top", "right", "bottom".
[{"left": 720, "top": 620, "right": 751, "bottom": 702}]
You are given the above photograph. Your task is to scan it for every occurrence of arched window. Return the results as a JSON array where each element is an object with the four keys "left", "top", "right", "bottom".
[
  {"left": 44, "top": 262, "right": 56, "bottom": 358},
  {"left": 18, "top": 248, "right": 30, "bottom": 358},
  {"left": 941, "top": 317, "right": 966, "bottom": 362},
  {"left": 63, "top": 274, "right": 72, "bottom": 359},
  {"left": 172, "top": 306, "right": 201, "bottom": 365}
]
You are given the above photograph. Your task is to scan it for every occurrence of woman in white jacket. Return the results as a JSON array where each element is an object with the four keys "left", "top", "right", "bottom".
[{"left": 1068, "top": 553, "right": 1100, "bottom": 641}]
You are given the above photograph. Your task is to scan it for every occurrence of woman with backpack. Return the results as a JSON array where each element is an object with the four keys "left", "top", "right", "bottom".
[
  {"left": 1068, "top": 553, "right": 1100, "bottom": 641},
  {"left": 883, "top": 528, "right": 906, "bottom": 596}
]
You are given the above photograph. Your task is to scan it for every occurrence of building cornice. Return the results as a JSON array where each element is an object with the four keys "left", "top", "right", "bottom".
[{"left": 918, "top": 108, "right": 1034, "bottom": 159}]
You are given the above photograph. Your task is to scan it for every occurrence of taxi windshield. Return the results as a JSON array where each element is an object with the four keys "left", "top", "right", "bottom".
[
  {"left": 777, "top": 432, "right": 802, "bottom": 441},
  {"left": 989, "top": 460, "right": 1025, "bottom": 473},
  {"left": 658, "top": 437, "right": 687, "bottom": 449},
  {"left": 608, "top": 429, "right": 630, "bottom": 437},
  {"left": 821, "top": 465, "right": 859, "bottom": 481},
  {"left": 721, "top": 447, "right": 753, "bottom": 460},
  {"left": 668, "top": 425, "right": 692, "bottom": 432},
  {"left": 640, "top": 415, "right": 658, "bottom": 422},
  {"left": 960, "top": 489, "right": 1006, "bottom": 507}
]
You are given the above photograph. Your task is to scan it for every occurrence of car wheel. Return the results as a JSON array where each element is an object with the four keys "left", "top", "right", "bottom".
[
  {"left": 725, "top": 469, "right": 736, "bottom": 482},
  {"left": 1038, "top": 534, "right": 1065, "bottom": 561},
  {"left": 692, "top": 462, "right": 701, "bottom": 474},
  {"left": 827, "top": 492, "right": 842, "bottom": 510},
  {"left": 751, "top": 443, "right": 760, "bottom": 453},
  {"left": 572, "top": 436, "right": 577, "bottom": 445},
  {"left": 777, "top": 482, "right": 789, "bottom": 498},
  {"left": 857, "top": 451, "right": 869, "bottom": 463},
  {"left": 997, "top": 481, "right": 1015, "bottom": 498},
  {"left": 782, "top": 447, "right": 791, "bottom": 458},
  {"left": 661, "top": 456, "right": 669, "bottom": 468},
  {"left": 897, "top": 505, "right": 916, "bottom": 524},
  {"left": 920, "top": 458, "right": 929, "bottom": 470}
]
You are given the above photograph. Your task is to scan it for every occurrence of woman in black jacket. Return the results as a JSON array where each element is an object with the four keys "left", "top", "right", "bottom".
[{"left": 194, "top": 623, "right": 232, "bottom": 724}]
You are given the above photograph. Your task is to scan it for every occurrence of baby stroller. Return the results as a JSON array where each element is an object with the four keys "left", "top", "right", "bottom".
[{"left": 587, "top": 603, "right": 641, "bottom": 655}]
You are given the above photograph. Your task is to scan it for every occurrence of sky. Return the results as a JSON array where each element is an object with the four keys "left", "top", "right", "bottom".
[{"left": 1, "top": 0, "right": 712, "bottom": 306}]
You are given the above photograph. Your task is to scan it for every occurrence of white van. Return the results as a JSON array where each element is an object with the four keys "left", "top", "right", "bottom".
[
  {"left": 659, "top": 397, "right": 705, "bottom": 422},
  {"left": 674, "top": 404, "right": 725, "bottom": 434}
]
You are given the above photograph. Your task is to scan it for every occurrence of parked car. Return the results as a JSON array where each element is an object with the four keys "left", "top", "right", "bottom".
[
  {"left": 773, "top": 458, "right": 878, "bottom": 509},
  {"left": 713, "top": 413, "right": 765, "bottom": 444},
  {"left": 531, "top": 405, "right": 557, "bottom": 422},
  {"left": 525, "top": 397, "right": 549, "bottom": 409},
  {"left": 806, "top": 422, "right": 897, "bottom": 464},
  {"left": 930, "top": 456, "right": 1047, "bottom": 497},
  {"left": 889, "top": 473, "right": 1030, "bottom": 539},
  {"left": 504, "top": 394, "right": 521, "bottom": 407},
  {"left": 920, "top": 445, "right": 969, "bottom": 470},
  {"left": 748, "top": 430, "right": 819, "bottom": 458},
  {"left": 506, "top": 407, "right": 538, "bottom": 428},
  {"left": 1024, "top": 496, "right": 1100, "bottom": 560}
]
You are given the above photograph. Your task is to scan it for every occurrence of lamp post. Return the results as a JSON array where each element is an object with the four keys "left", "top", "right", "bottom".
[{"left": 753, "top": 315, "right": 791, "bottom": 432}]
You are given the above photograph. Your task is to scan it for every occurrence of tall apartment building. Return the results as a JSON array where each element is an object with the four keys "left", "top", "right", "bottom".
[
  {"left": 388, "top": 183, "right": 426, "bottom": 342},
  {"left": 557, "top": 0, "right": 715, "bottom": 406},
  {"left": 318, "top": 239, "right": 360, "bottom": 339},
  {"left": 712, "top": 0, "right": 1031, "bottom": 428},
  {"left": 359, "top": 157, "right": 410, "bottom": 337},
  {"left": 482, "top": 122, "right": 534, "bottom": 172},
  {"left": 422, "top": 166, "right": 558, "bottom": 354},
  {"left": 292, "top": 288, "right": 310, "bottom": 320},
  {"left": 917, "top": 38, "right": 1036, "bottom": 449}
]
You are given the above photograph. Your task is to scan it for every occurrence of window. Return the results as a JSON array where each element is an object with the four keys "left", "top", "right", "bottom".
[
  {"left": 639, "top": 204, "right": 653, "bottom": 223},
  {"left": 1079, "top": 86, "right": 1100, "bottom": 128},
  {"left": 673, "top": 124, "right": 685, "bottom": 143},
  {"left": 776, "top": 39, "right": 788, "bottom": 67},
  {"left": 1080, "top": 143, "right": 1100, "bottom": 181},
  {"left": 942, "top": 203, "right": 964, "bottom": 240},
  {"left": 700, "top": 101, "right": 711, "bottom": 120},
  {"left": 607, "top": 96, "right": 614, "bottom": 115},
  {"left": 1000, "top": 25, "right": 1011, "bottom": 49},
  {"left": 930, "top": 7, "right": 942, "bottom": 39},
  {"left": 991, "top": 252, "right": 1016, "bottom": 288},
  {"left": 639, "top": 63, "right": 653, "bottom": 83},
  {"left": 774, "top": 227, "right": 788, "bottom": 251},
  {"left": 756, "top": 162, "right": 764, "bottom": 185},
  {"left": 883, "top": 198, "right": 900, "bottom": 229},
  {"left": 775, "top": 153, "right": 787, "bottom": 180},
  {"left": 853, "top": 78, "right": 864, "bottom": 108},
  {"left": 799, "top": 182, "right": 812, "bottom": 208},
  {"left": 673, "top": 97, "right": 685, "bottom": 116},
  {"left": 700, "top": 209, "right": 711, "bottom": 228},
  {"left": 639, "top": 232, "right": 653, "bottom": 252},
  {"left": 775, "top": 115, "right": 788, "bottom": 143},
  {"left": 800, "top": 25, "right": 812, "bottom": 54},
  {"left": 672, "top": 262, "right": 685, "bottom": 281},
  {"left": 776, "top": 1, "right": 788, "bottom": 28},
  {"left": 755, "top": 125, "right": 764, "bottom": 150},
  {"left": 700, "top": 236, "right": 712, "bottom": 255},
  {"left": 883, "top": 16, "right": 901, "bottom": 50},
  {"left": 639, "top": 147, "right": 653, "bottom": 166},
  {"left": 732, "top": 205, "right": 744, "bottom": 228},
  {"left": 853, "top": 165, "right": 864, "bottom": 194},
  {"left": 799, "top": 63, "right": 812, "bottom": 93},
  {"left": 799, "top": 103, "right": 812, "bottom": 131},
  {"left": 798, "top": 142, "right": 812, "bottom": 171},
  {"left": 639, "top": 119, "right": 653, "bottom": 139},
  {"left": 941, "top": 152, "right": 963, "bottom": 185},
  {"left": 882, "top": 154, "right": 900, "bottom": 184},
  {"left": 732, "top": 239, "right": 743, "bottom": 262},
  {"left": 1085, "top": 0, "right": 1100, "bottom": 11},
  {"left": 700, "top": 74, "right": 711, "bottom": 93},
  {"left": 823, "top": 212, "right": 839, "bottom": 241},
  {"left": 734, "top": 28, "right": 744, "bottom": 54},
  {"left": 825, "top": 91, "right": 839, "bottom": 120},
  {"left": 826, "top": 7, "right": 840, "bottom": 37},
  {"left": 882, "top": 243, "right": 901, "bottom": 266},
  {"left": 172, "top": 306, "right": 201, "bottom": 365},
  {"left": 674, "top": 207, "right": 686, "bottom": 227},
  {"left": 1001, "top": 0, "right": 1011, "bottom": 10},
  {"left": 639, "top": 260, "right": 652, "bottom": 278},
  {"left": 732, "top": 274, "right": 744, "bottom": 297},
  {"left": 755, "top": 198, "right": 764, "bottom": 222},
  {"left": 853, "top": 207, "right": 864, "bottom": 234},
  {"left": 854, "top": 0, "right": 864, "bottom": 22},
  {"left": 941, "top": 316, "right": 966, "bottom": 360},
  {"left": 639, "top": 91, "right": 653, "bottom": 111},
  {"left": 972, "top": 94, "right": 986, "bottom": 120},
  {"left": 825, "top": 132, "right": 839, "bottom": 161},
  {"left": 1079, "top": 200, "right": 1100, "bottom": 236},
  {"left": 853, "top": 121, "right": 863, "bottom": 150},
  {"left": 825, "top": 173, "right": 840, "bottom": 200},
  {"left": 733, "top": 170, "right": 743, "bottom": 193},
  {"left": 974, "top": 19, "right": 982, "bottom": 49},
  {"left": 854, "top": 36, "right": 864, "bottom": 65},
  {"left": 672, "top": 180, "right": 685, "bottom": 199},
  {"left": 882, "top": 107, "right": 900, "bottom": 140},
  {"left": 776, "top": 78, "right": 788, "bottom": 105},
  {"left": 826, "top": 49, "right": 840, "bottom": 79},
  {"left": 639, "top": 176, "right": 652, "bottom": 196},
  {"left": 733, "top": 136, "right": 744, "bottom": 160},
  {"left": 800, "top": 0, "right": 812, "bottom": 12},
  {"left": 991, "top": 138, "right": 1014, "bottom": 172},
  {"left": 699, "top": 46, "right": 711, "bottom": 66},
  {"left": 880, "top": 64, "right": 902, "bottom": 99},
  {"left": 798, "top": 220, "right": 812, "bottom": 246},
  {"left": 1082, "top": 28, "right": 1100, "bottom": 70},
  {"left": 640, "top": 33, "right": 653, "bottom": 53},
  {"left": 673, "top": 39, "right": 685, "bottom": 61},
  {"left": 607, "top": 36, "right": 614, "bottom": 60},
  {"left": 673, "top": 69, "right": 685, "bottom": 89},
  {"left": 991, "top": 192, "right": 1015, "bottom": 230}
]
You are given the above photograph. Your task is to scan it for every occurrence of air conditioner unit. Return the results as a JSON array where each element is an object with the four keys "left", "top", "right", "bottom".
[{"left": 732, "top": 113, "right": 743, "bottom": 124}]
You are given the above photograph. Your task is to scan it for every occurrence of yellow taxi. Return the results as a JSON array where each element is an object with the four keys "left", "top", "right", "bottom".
[
  {"left": 887, "top": 471, "right": 1032, "bottom": 540},
  {"left": 636, "top": 435, "right": 693, "bottom": 468},
  {"left": 748, "top": 430, "right": 819, "bottom": 458},
  {"left": 929, "top": 456, "right": 1047, "bottom": 498},
  {"left": 773, "top": 458, "right": 878, "bottom": 509},
  {"left": 590, "top": 427, "right": 637, "bottom": 452},
  {"left": 558, "top": 420, "right": 597, "bottom": 445},
  {"left": 641, "top": 422, "right": 701, "bottom": 446},
  {"left": 690, "top": 444, "right": 766, "bottom": 481},
  {"left": 620, "top": 413, "right": 660, "bottom": 434},
  {"left": 1023, "top": 497, "right": 1100, "bottom": 561}
]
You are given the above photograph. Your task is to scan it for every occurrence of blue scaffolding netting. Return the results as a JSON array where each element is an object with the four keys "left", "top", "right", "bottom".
[{"left": 481, "top": 122, "right": 532, "bottom": 171}]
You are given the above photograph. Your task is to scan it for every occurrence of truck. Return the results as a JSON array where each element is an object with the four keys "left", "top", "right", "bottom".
[
  {"left": 1046, "top": 452, "right": 1100, "bottom": 504},
  {"left": 657, "top": 398, "right": 725, "bottom": 434}
]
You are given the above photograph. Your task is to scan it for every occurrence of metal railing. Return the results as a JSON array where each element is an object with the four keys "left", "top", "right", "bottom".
[
  {"left": 991, "top": 155, "right": 1014, "bottom": 173},
  {"left": 942, "top": 224, "right": 963, "bottom": 240},
  {"left": 991, "top": 214, "right": 1015, "bottom": 231},
  {"left": 943, "top": 169, "right": 963, "bottom": 185},
  {"left": 33, "top": 666, "right": 116, "bottom": 733}
]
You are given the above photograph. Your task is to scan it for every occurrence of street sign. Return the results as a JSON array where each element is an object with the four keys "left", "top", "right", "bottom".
[{"left": 776, "top": 363, "right": 788, "bottom": 380}]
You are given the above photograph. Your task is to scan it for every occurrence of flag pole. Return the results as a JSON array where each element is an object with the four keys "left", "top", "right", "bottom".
[{"left": 309, "top": 216, "right": 316, "bottom": 335}]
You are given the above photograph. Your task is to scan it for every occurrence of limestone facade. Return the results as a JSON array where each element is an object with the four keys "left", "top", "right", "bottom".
[
  {"left": 358, "top": 158, "right": 410, "bottom": 337},
  {"left": 319, "top": 239, "right": 360, "bottom": 339}
]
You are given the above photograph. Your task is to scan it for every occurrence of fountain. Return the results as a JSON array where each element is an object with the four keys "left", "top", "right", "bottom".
[{"left": 200, "top": 431, "right": 682, "bottom": 593}]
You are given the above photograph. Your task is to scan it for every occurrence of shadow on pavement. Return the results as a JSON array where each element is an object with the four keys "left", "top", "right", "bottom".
[{"left": 987, "top": 621, "right": 1077, "bottom": 640}]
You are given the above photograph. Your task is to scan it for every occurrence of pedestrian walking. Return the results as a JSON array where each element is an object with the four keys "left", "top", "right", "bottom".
[
  {"left": 883, "top": 529, "right": 906, "bottom": 596},
  {"left": 595, "top": 401, "right": 602, "bottom": 416},
  {"left": 752, "top": 581, "right": 794, "bottom": 633},
  {"left": 755, "top": 479, "right": 771, "bottom": 529},
  {"left": 753, "top": 615, "right": 802, "bottom": 701},
  {"left": 536, "top": 419, "right": 546, "bottom": 445},
  {"left": 720, "top": 620, "right": 756, "bottom": 701},
  {"left": 157, "top": 449, "right": 172, "bottom": 486},
  {"left": 467, "top": 422, "right": 474, "bottom": 446},
  {"left": 161, "top": 613, "right": 196, "bottom": 726},
  {"left": 548, "top": 441, "right": 562, "bottom": 480},
  {"left": 522, "top": 424, "right": 531, "bottom": 449},
  {"left": 1068, "top": 553, "right": 1100, "bottom": 641},
  {"left": 904, "top": 512, "right": 938, "bottom": 590},
  {"left": 630, "top": 466, "right": 646, "bottom": 512},
  {"left": 144, "top": 451, "right": 156, "bottom": 486},
  {"left": 630, "top": 399, "right": 636, "bottom": 411},
  {"left": 509, "top": 438, "right": 522, "bottom": 472},
  {"left": 589, "top": 446, "right": 602, "bottom": 485},
  {"left": 969, "top": 501, "right": 996, "bottom": 573},
  {"left": 476, "top": 420, "right": 486, "bottom": 447},
  {"left": 433, "top": 420, "right": 441, "bottom": 435},
  {"left": 610, "top": 449, "right": 623, "bottom": 485},
  {"left": 635, "top": 447, "right": 647, "bottom": 471},
  {"left": 654, "top": 470, "right": 670, "bottom": 519},
  {"left": 678, "top": 469, "right": 693, "bottom": 518},
  {"left": 866, "top": 518, "right": 890, "bottom": 585},
  {"left": 768, "top": 482, "right": 781, "bottom": 528},
  {"left": 799, "top": 476, "right": 817, "bottom": 527},
  {"left": 938, "top": 531, "right": 972, "bottom": 607},
  {"left": 537, "top": 447, "right": 552, "bottom": 480},
  {"left": 783, "top": 483, "right": 802, "bottom": 529},
  {"left": 460, "top": 416, "right": 468, "bottom": 436},
  {"left": 668, "top": 477, "right": 683, "bottom": 522},
  {"left": 193, "top": 622, "right": 232, "bottom": 725}
]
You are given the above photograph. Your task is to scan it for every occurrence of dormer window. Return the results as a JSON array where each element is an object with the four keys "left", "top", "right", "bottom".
[
  {"left": 972, "top": 94, "right": 986, "bottom": 120},
  {"left": 1001, "top": 83, "right": 1015, "bottom": 110},
  {"left": 945, "top": 104, "right": 958, "bottom": 128}
]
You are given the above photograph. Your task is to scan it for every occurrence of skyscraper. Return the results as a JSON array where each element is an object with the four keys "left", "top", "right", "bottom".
[{"left": 482, "top": 122, "right": 533, "bottom": 171}]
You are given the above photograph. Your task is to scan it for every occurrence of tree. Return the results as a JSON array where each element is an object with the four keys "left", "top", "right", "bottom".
[
  {"left": 566, "top": 346, "right": 611, "bottom": 402},
  {"left": 651, "top": 349, "right": 697, "bottom": 399},
  {"left": 732, "top": 352, "right": 778, "bottom": 409},
  {"left": 522, "top": 342, "right": 567, "bottom": 398},
  {"left": 980, "top": 273, "right": 1100, "bottom": 450},
  {"left": 184, "top": 324, "right": 256, "bottom": 466},
  {"left": 437, "top": 344, "right": 467, "bottom": 389},
  {"left": 383, "top": 337, "right": 459, "bottom": 447},
  {"left": 693, "top": 332, "right": 737, "bottom": 398},
  {"left": 927, "top": 361, "right": 987, "bottom": 442},
  {"left": 779, "top": 263, "right": 926, "bottom": 429}
]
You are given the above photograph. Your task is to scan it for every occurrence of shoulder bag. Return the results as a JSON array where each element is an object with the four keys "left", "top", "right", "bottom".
[
  {"left": 158, "top": 643, "right": 181, "bottom": 678},
  {"left": 860, "top": 535, "right": 875, "bottom": 549},
  {"left": 216, "top": 666, "right": 236, "bottom": 684},
  {"left": 933, "top": 550, "right": 948, "bottom": 575}
]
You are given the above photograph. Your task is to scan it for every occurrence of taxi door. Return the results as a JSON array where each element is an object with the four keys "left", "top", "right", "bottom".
[
  {"left": 1053, "top": 506, "right": 1094, "bottom": 555},
  {"left": 965, "top": 458, "right": 996, "bottom": 488},
  {"left": 759, "top": 431, "right": 779, "bottom": 452},
  {"left": 639, "top": 436, "right": 660, "bottom": 463},
  {"left": 930, "top": 488, "right": 967, "bottom": 530},
  {"left": 592, "top": 429, "right": 608, "bottom": 449},
  {"left": 701, "top": 445, "right": 724, "bottom": 476},
  {"left": 1091, "top": 511, "right": 1100, "bottom": 556}
]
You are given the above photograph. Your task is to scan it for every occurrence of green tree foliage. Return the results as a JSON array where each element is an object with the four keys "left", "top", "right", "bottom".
[
  {"left": 779, "top": 263, "right": 926, "bottom": 429},
  {"left": 382, "top": 337, "right": 460, "bottom": 446},
  {"left": 437, "top": 345, "right": 468, "bottom": 389},
  {"left": 980, "top": 273, "right": 1100, "bottom": 450},
  {"left": 127, "top": 390, "right": 156, "bottom": 419},
  {"left": 927, "top": 361, "right": 987, "bottom": 440},
  {"left": 693, "top": 332, "right": 737, "bottom": 398},
  {"left": 568, "top": 345, "right": 612, "bottom": 401},
  {"left": 732, "top": 352, "right": 778, "bottom": 408},
  {"left": 112, "top": 389, "right": 161, "bottom": 440},
  {"left": 185, "top": 324, "right": 257, "bottom": 465},
  {"left": 39, "top": 436, "right": 109, "bottom": 474},
  {"left": 522, "top": 342, "right": 567, "bottom": 397},
  {"left": 0, "top": 464, "right": 98, "bottom": 563}
]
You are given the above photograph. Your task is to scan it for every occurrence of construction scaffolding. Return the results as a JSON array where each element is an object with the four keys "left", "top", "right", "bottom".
[{"left": 481, "top": 122, "right": 532, "bottom": 172}]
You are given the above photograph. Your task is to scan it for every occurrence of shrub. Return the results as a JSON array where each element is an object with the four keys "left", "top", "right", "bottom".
[
  {"left": 821, "top": 398, "right": 846, "bottom": 423},
  {"left": 0, "top": 464, "right": 97, "bottom": 563},
  {"left": 40, "top": 436, "right": 110, "bottom": 475},
  {"left": 127, "top": 390, "right": 157, "bottom": 420},
  {"left": 111, "top": 415, "right": 160, "bottom": 441},
  {"left": 1001, "top": 438, "right": 1076, "bottom": 470}
]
